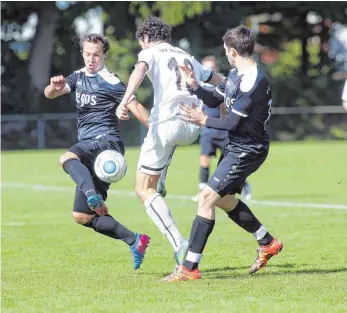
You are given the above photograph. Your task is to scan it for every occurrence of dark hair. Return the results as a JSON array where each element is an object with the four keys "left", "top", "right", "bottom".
[
  {"left": 222, "top": 26, "right": 255, "bottom": 57},
  {"left": 135, "top": 16, "right": 171, "bottom": 43},
  {"left": 79, "top": 33, "right": 110, "bottom": 54}
]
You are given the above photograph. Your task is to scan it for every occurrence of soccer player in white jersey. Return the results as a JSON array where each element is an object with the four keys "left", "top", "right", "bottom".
[
  {"left": 342, "top": 79, "right": 347, "bottom": 111},
  {"left": 116, "top": 16, "right": 223, "bottom": 269}
]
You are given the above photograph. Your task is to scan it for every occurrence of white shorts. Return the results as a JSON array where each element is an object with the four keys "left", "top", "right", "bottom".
[{"left": 138, "top": 117, "right": 200, "bottom": 175}]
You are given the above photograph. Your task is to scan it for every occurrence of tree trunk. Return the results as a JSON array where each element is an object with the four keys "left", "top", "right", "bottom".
[
  {"left": 301, "top": 35, "right": 309, "bottom": 76},
  {"left": 27, "top": 4, "right": 58, "bottom": 111}
]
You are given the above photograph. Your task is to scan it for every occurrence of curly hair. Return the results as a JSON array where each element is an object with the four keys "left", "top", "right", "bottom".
[
  {"left": 79, "top": 33, "right": 110, "bottom": 54},
  {"left": 135, "top": 16, "right": 171, "bottom": 43}
]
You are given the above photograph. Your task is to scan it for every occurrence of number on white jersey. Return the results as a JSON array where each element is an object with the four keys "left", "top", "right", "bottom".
[{"left": 167, "top": 57, "right": 194, "bottom": 95}]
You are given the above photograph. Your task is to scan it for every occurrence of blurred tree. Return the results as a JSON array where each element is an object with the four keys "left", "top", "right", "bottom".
[
  {"left": 1, "top": 1, "right": 95, "bottom": 113},
  {"left": 1, "top": 1, "right": 346, "bottom": 115}
]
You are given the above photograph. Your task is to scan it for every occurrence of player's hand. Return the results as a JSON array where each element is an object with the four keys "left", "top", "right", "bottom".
[
  {"left": 95, "top": 206, "right": 108, "bottom": 216},
  {"left": 50, "top": 75, "right": 66, "bottom": 91},
  {"left": 179, "top": 65, "right": 199, "bottom": 90},
  {"left": 180, "top": 103, "right": 207, "bottom": 126},
  {"left": 116, "top": 104, "right": 129, "bottom": 120}
]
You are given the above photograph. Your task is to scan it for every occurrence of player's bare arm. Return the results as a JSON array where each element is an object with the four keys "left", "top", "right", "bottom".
[
  {"left": 120, "top": 62, "right": 147, "bottom": 108},
  {"left": 44, "top": 75, "right": 70, "bottom": 99},
  {"left": 127, "top": 99, "right": 150, "bottom": 128}
]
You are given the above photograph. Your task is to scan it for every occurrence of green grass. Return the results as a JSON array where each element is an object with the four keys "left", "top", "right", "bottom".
[{"left": 2, "top": 141, "right": 347, "bottom": 313}]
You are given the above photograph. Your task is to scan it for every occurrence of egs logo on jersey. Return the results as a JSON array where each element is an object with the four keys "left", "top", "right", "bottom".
[
  {"left": 225, "top": 96, "right": 236, "bottom": 109},
  {"left": 76, "top": 93, "right": 97, "bottom": 106}
]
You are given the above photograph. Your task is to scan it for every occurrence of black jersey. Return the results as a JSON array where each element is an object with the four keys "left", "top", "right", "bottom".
[
  {"left": 65, "top": 67, "right": 126, "bottom": 141},
  {"left": 209, "top": 65, "right": 272, "bottom": 152}
]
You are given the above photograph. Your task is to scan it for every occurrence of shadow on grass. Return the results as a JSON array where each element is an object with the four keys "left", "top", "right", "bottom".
[
  {"left": 208, "top": 266, "right": 347, "bottom": 280},
  {"left": 138, "top": 264, "right": 347, "bottom": 280},
  {"left": 201, "top": 263, "right": 298, "bottom": 273}
]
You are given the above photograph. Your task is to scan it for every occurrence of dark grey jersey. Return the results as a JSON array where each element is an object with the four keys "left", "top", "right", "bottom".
[
  {"left": 65, "top": 67, "right": 126, "bottom": 141},
  {"left": 213, "top": 65, "right": 272, "bottom": 151}
]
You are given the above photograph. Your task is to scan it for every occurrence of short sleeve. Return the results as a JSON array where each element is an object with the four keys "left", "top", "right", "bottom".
[
  {"left": 137, "top": 49, "right": 154, "bottom": 72},
  {"left": 65, "top": 72, "right": 78, "bottom": 92},
  {"left": 108, "top": 82, "right": 135, "bottom": 105},
  {"left": 192, "top": 59, "right": 213, "bottom": 83},
  {"left": 108, "top": 82, "right": 125, "bottom": 104}
]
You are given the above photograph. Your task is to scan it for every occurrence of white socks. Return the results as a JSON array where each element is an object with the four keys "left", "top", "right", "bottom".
[
  {"left": 252, "top": 225, "right": 268, "bottom": 240},
  {"left": 198, "top": 182, "right": 207, "bottom": 191},
  {"left": 186, "top": 251, "right": 202, "bottom": 263},
  {"left": 144, "top": 193, "right": 183, "bottom": 252}
]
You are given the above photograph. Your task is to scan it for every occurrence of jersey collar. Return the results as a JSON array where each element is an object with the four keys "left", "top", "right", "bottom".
[
  {"left": 83, "top": 66, "right": 108, "bottom": 77},
  {"left": 237, "top": 63, "right": 257, "bottom": 77}
]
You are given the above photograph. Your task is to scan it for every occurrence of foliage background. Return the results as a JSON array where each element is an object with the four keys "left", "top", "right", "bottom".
[{"left": 1, "top": 1, "right": 347, "bottom": 147}]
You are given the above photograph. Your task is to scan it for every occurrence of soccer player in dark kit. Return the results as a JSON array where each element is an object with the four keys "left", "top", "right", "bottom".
[
  {"left": 163, "top": 26, "right": 283, "bottom": 281},
  {"left": 192, "top": 55, "right": 252, "bottom": 202},
  {"left": 44, "top": 34, "right": 150, "bottom": 270}
]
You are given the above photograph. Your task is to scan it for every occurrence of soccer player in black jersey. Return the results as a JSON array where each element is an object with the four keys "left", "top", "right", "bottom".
[
  {"left": 44, "top": 34, "right": 150, "bottom": 270},
  {"left": 192, "top": 55, "right": 252, "bottom": 202},
  {"left": 163, "top": 26, "right": 283, "bottom": 281}
]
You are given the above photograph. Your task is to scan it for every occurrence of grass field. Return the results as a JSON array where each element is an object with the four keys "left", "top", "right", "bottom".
[{"left": 2, "top": 141, "right": 347, "bottom": 313}]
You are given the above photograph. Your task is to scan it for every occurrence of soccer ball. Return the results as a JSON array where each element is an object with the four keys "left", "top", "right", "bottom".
[{"left": 94, "top": 150, "right": 127, "bottom": 183}]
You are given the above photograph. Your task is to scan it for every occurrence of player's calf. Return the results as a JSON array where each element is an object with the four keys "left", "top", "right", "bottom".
[
  {"left": 72, "top": 212, "right": 95, "bottom": 225},
  {"left": 197, "top": 186, "right": 220, "bottom": 220},
  {"left": 60, "top": 152, "right": 99, "bottom": 200},
  {"left": 136, "top": 171, "right": 185, "bottom": 260}
]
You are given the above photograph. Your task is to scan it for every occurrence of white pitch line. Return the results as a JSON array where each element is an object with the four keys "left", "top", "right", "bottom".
[{"left": 1, "top": 182, "right": 347, "bottom": 211}]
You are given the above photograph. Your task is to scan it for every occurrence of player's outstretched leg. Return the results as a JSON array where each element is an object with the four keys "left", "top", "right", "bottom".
[
  {"left": 60, "top": 152, "right": 99, "bottom": 201},
  {"left": 81, "top": 212, "right": 150, "bottom": 270},
  {"left": 219, "top": 196, "right": 283, "bottom": 274},
  {"left": 74, "top": 186, "right": 150, "bottom": 270},
  {"left": 129, "top": 233, "right": 151, "bottom": 270},
  {"left": 136, "top": 170, "right": 187, "bottom": 267},
  {"left": 143, "top": 193, "right": 188, "bottom": 266}
]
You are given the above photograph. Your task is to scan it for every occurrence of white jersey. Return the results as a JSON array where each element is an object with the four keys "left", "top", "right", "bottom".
[
  {"left": 137, "top": 42, "right": 213, "bottom": 124},
  {"left": 342, "top": 79, "right": 347, "bottom": 101}
]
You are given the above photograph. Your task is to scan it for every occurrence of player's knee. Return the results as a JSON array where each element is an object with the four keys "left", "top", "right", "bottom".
[
  {"left": 216, "top": 194, "right": 237, "bottom": 212},
  {"left": 59, "top": 151, "right": 79, "bottom": 167},
  {"left": 72, "top": 212, "right": 94, "bottom": 225},
  {"left": 198, "top": 187, "right": 217, "bottom": 213},
  {"left": 200, "top": 155, "right": 211, "bottom": 168},
  {"left": 135, "top": 184, "right": 145, "bottom": 200},
  {"left": 135, "top": 172, "right": 159, "bottom": 202},
  {"left": 135, "top": 185, "right": 157, "bottom": 202}
]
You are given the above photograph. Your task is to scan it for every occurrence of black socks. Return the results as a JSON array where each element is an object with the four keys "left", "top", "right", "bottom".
[{"left": 84, "top": 214, "right": 136, "bottom": 246}]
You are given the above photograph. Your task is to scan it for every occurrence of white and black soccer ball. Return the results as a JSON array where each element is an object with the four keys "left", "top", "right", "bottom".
[{"left": 94, "top": 150, "right": 127, "bottom": 183}]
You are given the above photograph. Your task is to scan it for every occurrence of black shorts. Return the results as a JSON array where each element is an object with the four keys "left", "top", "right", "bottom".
[
  {"left": 200, "top": 132, "right": 229, "bottom": 156},
  {"left": 208, "top": 147, "right": 268, "bottom": 197},
  {"left": 68, "top": 134, "right": 125, "bottom": 214}
]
